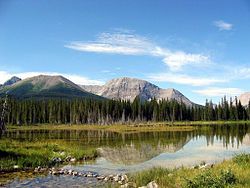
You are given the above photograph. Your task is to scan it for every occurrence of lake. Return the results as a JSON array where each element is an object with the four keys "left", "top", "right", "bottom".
[{"left": 2, "top": 123, "right": 250, "bottom": 187}]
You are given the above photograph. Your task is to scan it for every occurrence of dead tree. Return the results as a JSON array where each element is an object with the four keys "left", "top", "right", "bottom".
[{"left": 0, "top": 92, "right": 8, "bottom": 135}]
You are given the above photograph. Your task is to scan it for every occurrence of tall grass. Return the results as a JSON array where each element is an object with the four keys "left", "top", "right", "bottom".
[
  {"left": 0, "top": 138, "right": 98, "bottom": 170},
  {"left": 129, "top": 153, "right": 250, "bottom": 188}
]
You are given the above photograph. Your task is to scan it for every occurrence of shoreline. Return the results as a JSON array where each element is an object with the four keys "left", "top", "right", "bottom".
[
  {"left": 1, "top": 121, "right": 249, "bottom": 187},
  {"left": 6, "top": 120, "right": 250, "bottom": 132},
  {"left": 1, "top": 153, "right": 249, "bottom": 187}
]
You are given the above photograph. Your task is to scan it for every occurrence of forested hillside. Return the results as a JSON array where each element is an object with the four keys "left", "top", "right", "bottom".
[{"left": 1, "top": 96, "right": 249, "bottom": 125}]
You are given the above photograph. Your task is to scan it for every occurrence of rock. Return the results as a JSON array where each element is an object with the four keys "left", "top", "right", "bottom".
[
  {"left": 51, "top": 157, "right": 62, "bottom": 164},
  {"left": 108, "top": 174, "right": 114, "bottom": 181},
  {"left": 59, "top": 151, "right": 65, "bottom": 156},
  {"left": 121, "top": 174, "right": 128, "bottom": 183},
  {"left": 147, "top": 181, "right": 158, "bottom": 188},
  {"left": 73, "top": 171, "right": 78, "bottom": 176},
  {"left": 34, "top": 166, "right": 41, "bottom": 172},
  {"left": 121, "top": 182, "right": 137, "bottom": 188},
  {"left": 70, "top": 158, "right": 76, "bottom": 162},
  {"left": 104, "top": 177, "right": 109, "bottom": 181},
  {"left": 68, "top": 169, "right": 73, "bottom": 175},
  {"left": 13, "top": 165, "right": 19, "bottom": 169},
  {"left": 199, "top": 163, "right": 211, "bottom": 169},
  {"left": 97, "top": 176, "right": 105, "bottom": 180},
  {"left": 58, "top": 169, "right": 64, "bottom": 175},
  {"left": 114, "top": 175, "right": 120, "bottom": 182},
  {"left": 87, "top": 172, "right": 93, "bottom": 177},
  {"left": 65, "top": 156, "right": 73, "bottom": 162},
  {"left": 52, "top": 170, "right": 60, "bottom": 175},
  {"left": 118, "top": 180, "right": 123, "bottom": 185}
]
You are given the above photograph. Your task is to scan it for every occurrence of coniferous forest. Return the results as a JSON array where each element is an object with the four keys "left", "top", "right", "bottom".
[{"left": 1, "top": 96, "right": 250, "bottom": 125}]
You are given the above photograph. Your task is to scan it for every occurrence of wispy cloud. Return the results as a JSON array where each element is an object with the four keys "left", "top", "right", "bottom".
[
  {"left": 0, "top": 71, "right": 104, "bottom": 85},
  {"left": 233, "top": 67, "right": 250, "bottom": 79},
  {"left": 162, "top": 52, "right": 209, "bottom": 71},
  {"left": 193, "top": 87, "right": 243, "bottom": 97},
  {"left": 65, "top": 32, "right": 153, "bottom": 55},
  {"left": 213, "top": 20, "right": 233, "bottom": 31},
  {"left": 148, "top": 73, "right": 226, "bottom": 86},
  {"left": 65, "top": 31, "right": 210, "bottom": 71}
]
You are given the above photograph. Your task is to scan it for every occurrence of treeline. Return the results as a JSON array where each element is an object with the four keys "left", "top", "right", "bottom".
[{"left": 1, "top": 96, "right": 250, "bottom": 125}]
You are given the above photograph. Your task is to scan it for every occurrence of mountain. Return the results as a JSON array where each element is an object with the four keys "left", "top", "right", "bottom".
[
  {"left": 0, "top": 76, "right": 21, "bottom": 90},
  {"left": 81, "top": 77, "right": 195, "bottom": 106},
  {"left": 238, "top": 92, "right": 250, "bottom": 106},
  {"left": 3, "top": 76, "right": 21, "bottom": 86},
  {"left": 0, "top": 75, "right": 103, "bottom": 100}
]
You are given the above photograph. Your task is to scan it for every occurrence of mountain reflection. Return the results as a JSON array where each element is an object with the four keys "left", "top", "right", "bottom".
[{"left": 4, "top": 123, "right": 250, "bottom": 165}]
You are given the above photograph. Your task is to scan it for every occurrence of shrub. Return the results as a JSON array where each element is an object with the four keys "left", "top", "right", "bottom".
[
  {"left": 233, "top": 153, "right": 250, "bottom": 167},
  {"left": 185, "top": 169, "right": 237, "bottom": 188}
]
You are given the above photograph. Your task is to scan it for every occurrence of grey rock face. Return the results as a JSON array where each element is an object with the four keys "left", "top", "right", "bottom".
[
  {"left": 3, "top": 76, "right": 21, "bottom": 86},
  {"left": 81, "top": 77, "right": 194, "bottom": 106},
  {"left": 238, "top": 92, "right": 250, "bottom": 106}
]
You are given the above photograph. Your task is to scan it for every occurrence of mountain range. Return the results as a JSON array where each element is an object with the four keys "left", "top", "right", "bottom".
[
  {"left": 0, "top": 75, "right": 103, "bottom": 100},
  {"left": 0, "top": 75, "right": 249, "bottom": 107},
  {"left": 81, "top": 77, "right": 194, "bottom": 106}
]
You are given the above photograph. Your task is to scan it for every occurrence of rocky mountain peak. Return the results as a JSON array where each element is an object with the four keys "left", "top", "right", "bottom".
[
  {"left": 238, "top": 92, "right": 250, "bottom": 106},
  {"left": 3, "top": 76, "right": 21, "bottom": 86},
  {"left": 81, "top": 77, "right": 195, "bottom": 106}
]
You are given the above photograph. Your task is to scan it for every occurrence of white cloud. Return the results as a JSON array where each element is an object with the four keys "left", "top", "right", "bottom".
[
  {"left": 193, "top": 87, "right": 243, "bottom": 97},
  {"left": 149, "top": 73, "right": 226, "bottom": 86},
  {"left": 213, "top": 20, "right": 233, "bottom": 31},
  {"left": 162, "top": 52, "right": 209, "bottom": 71},
  {"left": 0, "top": 71, "right": 104, "bottom": 85},
  {"left": 65, "top": 32, "right": 154, "bottom": 55},
  {"left": 65, "top": 31, "right": 210, "bottom": 71}
]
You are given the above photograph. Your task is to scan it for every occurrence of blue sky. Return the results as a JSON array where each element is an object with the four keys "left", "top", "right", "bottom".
[{"left": 0, "top": 0, "right": 250, "bottom": 104}]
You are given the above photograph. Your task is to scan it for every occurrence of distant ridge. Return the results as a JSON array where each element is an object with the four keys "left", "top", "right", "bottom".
[
  {"left": 81, "top": 77, "right": 195, "bottom": 106},
  {"left": 0, "top": 75, "right": 103, "bottom": 100}
]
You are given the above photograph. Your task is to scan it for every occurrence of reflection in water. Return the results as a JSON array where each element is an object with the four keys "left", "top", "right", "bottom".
[
  {"left": 97, "top": 140, "right": 189, "bottom": 165},
  {"left": 5, "top": 124, "right": 250, "bottom": 163},
  {"left": 3, "top": 124, "right": 250, "bottom": 187},
  {"left": 3, "top": 124, "right": 250, "bottom": 169}
]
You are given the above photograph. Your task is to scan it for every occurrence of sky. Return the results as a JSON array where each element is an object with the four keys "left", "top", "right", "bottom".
[{"left": 0, "top": 0, "right": 250, "bottom": 104}]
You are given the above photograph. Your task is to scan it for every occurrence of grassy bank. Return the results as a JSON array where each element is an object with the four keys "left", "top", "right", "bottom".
[
  {"left": 0, "top": 138, "right": 98, "bottom": 172},
  {"left": 7, "top": 123, "right": 196, "bottom": 133},
  {"left": 7, "top": 120, "right": 250, "bottom": 132},
  {"left": 129, "top": 153, "right": 250, "bottom": 188}
]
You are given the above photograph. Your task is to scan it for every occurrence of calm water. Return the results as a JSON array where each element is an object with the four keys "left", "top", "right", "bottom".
[{"left": 3, "top": 124, "right": 250, "bottom": 187}]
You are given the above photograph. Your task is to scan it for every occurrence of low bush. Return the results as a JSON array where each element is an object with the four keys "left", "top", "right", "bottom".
[{"left": 185, "top": 169, "right": 237, "bottom": 188}]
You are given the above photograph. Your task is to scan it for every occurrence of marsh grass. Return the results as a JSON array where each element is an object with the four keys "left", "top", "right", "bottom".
[
  {"left": 7, "top": 124, "right": 195, "bottom": 133},
  {"left": 129, "top": 154, "right": 250, "bottom": 188},
  {"left": 7, "top": 120, "right": 250, "bottom": 133},
  {"left": 0, "top": 138, "right": 97, "bottom": 171}
]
